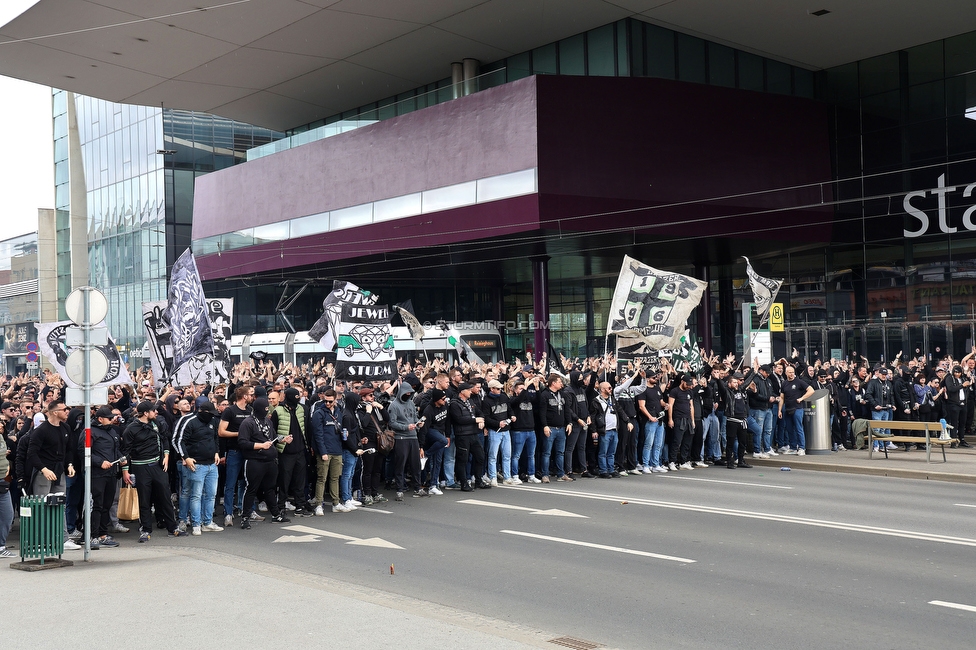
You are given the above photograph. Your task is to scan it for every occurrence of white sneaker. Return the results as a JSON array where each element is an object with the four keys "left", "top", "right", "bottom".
[
  {"left": 249, "top": 511, "right": 265, "bottom": 521},
  {"left": 428, "top": 486, "right": 444, "bottom": 495},
  {"left": 837, "top": 445, "right": 846, "bottom": 451},
  {"left": 679, "top": 462, "right": 693, "bottom": 470},
  {"left": 502, "top": 477, "right": 516, "bottom": 485},
  {"left": 511, "top": 477, "right": 523, "bottom": 485},
  {"left": 343, "top": 500, "right": 359, "bottom": 510},
  {"left": 224, "top": 515, "right": 234, "bottom": 527},
  {"left": 618, "top": 469, "right": 629, "bottom": 476},
  {"left": 349, "top": 499, "right": 363, "bottom": 507},
  {"left": 634, "top": 465, "right": 644, "bottom": 473},
  {"left": 285, "top": 501, "right": 297, "bottom": 511},
  {"left": 201, "top": 522, "right": 223, "bottom": 532},
  {"left": 797, "top": 449, "right": 806, "bottom": 456},
  {"left": 258, "top": 501, "right": 268, "bottom": 512},
  {"left": 668, "top": 462, "right": 678, "bottom": 471},
  {"left": 314, "top": 504, "right": 325, "bottom": 516},
  {"left": 694, "top": 461, "right": 709, "bottom": 468},
  {"left": 527, "top": 476, "right": 542, "bottom": 484},
  {"left": 191, "top": 526, "right": 202, "bottom": 536},
  {"left": 332, "top": 503, "right": 350, "bottom": 513},
  {"left": 651, "top": 465, "right": 667, "bottom": 473},
  {"left": 778, "top": 445, "right": 790, "bottom": 453},
  {"left": 63, "top": 539, "right": 82, "bottom": 550},
  {"left": 490, "top": 477, "right": 499, "bottom": 487},
  {"left": 885, "top": 443, "right": 898, "bottom": 450},
  {"left": 784, "top": 449, "right": 797, "bottom": 455},
  {"left": 767, "top": 449, "right": 778, "bottom": 456}
]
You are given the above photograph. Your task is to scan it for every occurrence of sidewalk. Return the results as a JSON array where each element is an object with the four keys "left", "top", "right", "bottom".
[
  {"left": 749, "top": 439, "right": 976, "bottom": 484},
  {"left": 5, "top": 544, "right": 551, "bottom": 650}
]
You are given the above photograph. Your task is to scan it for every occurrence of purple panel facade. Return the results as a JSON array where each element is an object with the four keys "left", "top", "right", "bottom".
[
  {"left": 192, "top": 77, "right": 540, "bottom": 240},
  {"left": 195, "top": 194, "right": 540, "bottom": 280},
  {"left": 534, "top": 75, "right": 833, "bottom": 241}
]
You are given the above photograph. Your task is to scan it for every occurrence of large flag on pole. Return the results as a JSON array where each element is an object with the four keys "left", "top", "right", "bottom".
[
  {"left": 393, "top": 300, "right": 424, "bottom": 342},
  {"left": 309, "top": 280, "right": 378, "bottom": 350},
  {"left": 448, "top": 333, "right": 486, "bottom": 366},
  {"left": 335, "top": 303, "right": 396, "bottom": 380},
  {"left": 742, "top": 256, "right": 782, "bottom": 322},
  {"left": 164, "top": 249, "right": 214, "bottom": 371},
  {"left": 607, "top": 255, "right": 706, "bottom": 350}
]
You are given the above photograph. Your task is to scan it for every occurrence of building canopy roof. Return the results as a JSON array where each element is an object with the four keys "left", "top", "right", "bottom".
[{"left": 2, "top": 0, "right": 975, "bottom": 130}]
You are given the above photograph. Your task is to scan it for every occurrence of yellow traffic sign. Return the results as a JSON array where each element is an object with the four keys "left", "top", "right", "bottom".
[{"left": 769, "top": 303, "right": 784, "bottom": 332}]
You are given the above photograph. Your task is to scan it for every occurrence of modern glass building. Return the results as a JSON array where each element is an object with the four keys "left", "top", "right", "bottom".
[
  {"left": 0, "top": 232, "right": 39, "bottom": 374},
  {"left": 53, "top": 89, "right": 282, "bottom": 363}
]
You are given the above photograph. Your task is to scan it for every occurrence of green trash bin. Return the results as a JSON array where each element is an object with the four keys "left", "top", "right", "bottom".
[{"left": 19, "top": 494, "right": 66, "bottom": 564}]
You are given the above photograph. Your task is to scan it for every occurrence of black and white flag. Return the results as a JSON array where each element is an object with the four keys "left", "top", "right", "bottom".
[
  {"left": 742, "top": 256, "right": 782, "bottom": 322},
  {"left": 35, "top": 321, "right": 132, "bottom": 388},
  {"left": 164, "top": 249, "right": 213, "bottom": 371},
  {"left": 393, "top": 300, "right": 425, "bottom": 342},
  {"left": 309, "top": 280, "right": 378, "bottom": 350},
  {"left": 144, "top": 298, "right": 234, "bottom": 387},
  {"left": 335, "top": 303, "right": 396, "bottom": 381},
  {"left": 607, "top": 255, "right": 706, "bottom": 350}
]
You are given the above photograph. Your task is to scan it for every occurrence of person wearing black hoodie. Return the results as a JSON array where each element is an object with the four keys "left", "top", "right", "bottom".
[
  {"left": 339, "top": 391, "right": 367, "bottom": 507},
  {"left": 449, "top": 382, "right": 489, "bottom": 491},
  {"left": 82, "top": 406, "right": 124, "bottom": 548},
  {"left": 237, "top": 398, "right": 289, "bottom": 529},
  {"left": 564, "top": 371, "right": 591, "bottom": 478},
  {"left": 419, "top": 389, "right": 449, "bottom": 494},
  {"left": 482, "top": 379, "right": 514, "bottom": 486}
]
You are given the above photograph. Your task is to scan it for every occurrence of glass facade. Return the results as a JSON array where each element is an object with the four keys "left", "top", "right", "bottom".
[{"left": 57, "top": 90, "right": 283, "bottom": 363}]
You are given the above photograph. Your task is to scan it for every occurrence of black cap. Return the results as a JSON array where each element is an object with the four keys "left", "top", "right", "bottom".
[
  {"left": 430, "top": 389, "right": 446, "bottom": 402},
  {"left": 95, "top": 405, "right": 115, "bottom": 419},
  {"left": 953, "top": 365, "right": 964, "bottom": 373},
  {"left": 198, "top": 401, "right": 218, "bottom": 414},
  {"left": 458, "top": 382, "right": 474, "bottom": 392},
  {"left": 315, "top": 384, "right": 328, "bottom": 394},
  {"left": 0, "top": 401, "right": 14, "bottom": 411},
  {"left": 136, "top": 400, "right": 157, "bottom": 414},
  {"left": 732, "top": 372, "right": 745, "bottom": 380},
  {"left": 681, "top": 374, "right": 695, "bottom": 384},
  {"left": 759, "top": 364, "right": 773, "bottom": 373}
]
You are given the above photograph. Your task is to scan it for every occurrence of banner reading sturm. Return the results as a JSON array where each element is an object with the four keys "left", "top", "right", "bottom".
[{"left": 335, "top": 303, "right": 396, "bottom": 381}]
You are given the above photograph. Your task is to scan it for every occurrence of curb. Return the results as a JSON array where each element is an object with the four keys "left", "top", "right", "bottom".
[{"left": 748, "top": 457, "right": 976, "bottom": 484}]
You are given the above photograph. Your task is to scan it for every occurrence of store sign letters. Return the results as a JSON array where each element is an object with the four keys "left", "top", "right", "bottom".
[{"left": 903, "top": 174, "right": 976, "bottom": 238}]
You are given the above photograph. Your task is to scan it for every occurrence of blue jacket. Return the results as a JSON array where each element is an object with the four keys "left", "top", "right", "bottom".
[{"left": 311, "top": 403, "right": 343, "bottom": 456}]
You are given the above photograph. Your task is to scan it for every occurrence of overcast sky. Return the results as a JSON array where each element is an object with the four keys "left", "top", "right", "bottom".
[{"left": 0, "top": 2, "right": 52, "bottom": 242}]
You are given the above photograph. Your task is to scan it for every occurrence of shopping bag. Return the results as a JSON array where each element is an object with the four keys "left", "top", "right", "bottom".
[{"left": 118, "top": 485, "right": 140, "bottom": 521}]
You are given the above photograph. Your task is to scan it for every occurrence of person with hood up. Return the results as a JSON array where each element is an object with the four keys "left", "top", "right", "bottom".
[
  {"left": 388, "top": 381, "right": 426, "bottom": 500},
  {"left": 271, "top": 387, "right": 312, "bottom": 516},
  {"left": 237, "top": 398, "right": 290, "bottom": 529},
  {"left": 338, "top": 391, "right": 368, "bottom": 509},
  {"left": 564, "top": 370, "right": 591, "bottom": 478}
]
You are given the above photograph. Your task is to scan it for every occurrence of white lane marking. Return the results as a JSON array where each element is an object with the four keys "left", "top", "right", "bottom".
[
  {"left": 953, "top": 503, "right": 976, "bottom": 508},
  {"left": 661, "top": 475, "right": 793, "bottom": 490},
  {"left": 459, "top": 498, "right": 588, "bottom": 518},
  {"left": 283, "top": 524, "right": 403, "bottom": 549},
  {"left": 930, "top": 600, "right": 976, "bottom": 613},
  {"left": 518, "top": 486, "right": 976, "bottom": 547},
  {"left": 358, "top": 507, "right": 394, "bottom": 514},
  {"left": 501, "top": 530, "right": 695, "bottom": 563},
  {"left": 273, "top": 534, "right": 320, "bottom": 543}
]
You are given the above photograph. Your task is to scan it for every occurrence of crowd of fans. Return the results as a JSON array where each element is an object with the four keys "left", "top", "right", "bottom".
[{"left": 1, "top": 346, "right": 972, "bottom": 555}]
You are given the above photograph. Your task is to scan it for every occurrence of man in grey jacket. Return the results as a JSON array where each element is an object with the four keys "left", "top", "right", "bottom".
[{"left": 389, "top": 381, "right": 425, "bottom": 501}]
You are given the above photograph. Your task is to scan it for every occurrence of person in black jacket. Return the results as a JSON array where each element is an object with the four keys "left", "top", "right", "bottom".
[
  {"left": 538, "top": 374, "right": 571, "bottom": 483},
  {"left": 121, "top": 401, "right": 185, "bottom": 542},
  {"left": 310, "top": 389, "right": 344, "bottom": 512},
  {"left": 943, "top": 365, "right": 972, "bottom": 447},
  {"left": 172, "top": 401, "right": 222, "bottom": 535},
  {"left": 357, "top": 389, "right": 388, "bottom": 505},
  {"left": 420, "top": 389, "right": 449, "bottom": 494},
  {"left": 83, "top": 406, "right": 124, "bottom": 548},
  {"left": 237, "top": 398, "right": 289, "bottom": 529},
  {"left": 725, "top": 373, "right": 753, "bottom": 469},
  {"left": 509, "top": 377, "right": 542, "bottom": 483},
  {"left": 482, "top": 379, "right": 514, "bottom": 486},
  {"left": 449, "top": 382, "right": 489, "bottom": 491}
]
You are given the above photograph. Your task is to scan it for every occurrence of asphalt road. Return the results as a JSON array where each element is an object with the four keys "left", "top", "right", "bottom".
[{"left": 112, "top": 468, "right": 976, "bottom": 649}]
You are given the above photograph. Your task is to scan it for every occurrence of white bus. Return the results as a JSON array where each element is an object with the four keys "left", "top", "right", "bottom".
[{"left": 229, "top": 323, "right": 505, "bottom": 367}]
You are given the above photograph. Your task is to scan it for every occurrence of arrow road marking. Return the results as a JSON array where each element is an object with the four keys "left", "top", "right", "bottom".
[
  {"left": 520, "top": 486, "right": 976, "bottom": 548},
  {"left": 930, "top": 600, "right": 976, "bottom": 613},
  {"left": 953, "top": 503, "right": 976, "bottom": 508},
  {"left": 272, "top": 534, "right": 321, "bottom": 543},
  {"left": 282, "top": 524, "right": 404, "bottom": 549},
  {"left": 501, "top": 530, "right": 695, "bottom": 563},
  {"left": 459, "top": 499, "right": 587, "bottom": 518}
]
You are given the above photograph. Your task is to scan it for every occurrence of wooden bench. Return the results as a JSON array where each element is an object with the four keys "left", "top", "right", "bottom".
[{"left": 866, "top": 420, "right": 954, "bottom": 463}]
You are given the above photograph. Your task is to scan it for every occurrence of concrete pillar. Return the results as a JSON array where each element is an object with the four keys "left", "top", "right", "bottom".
[{"left": 696, "top": 264, "right": 712, "bottom": 354}]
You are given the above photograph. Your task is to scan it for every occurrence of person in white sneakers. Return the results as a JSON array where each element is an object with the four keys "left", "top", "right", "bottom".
[{"left": 778, "top": 365, "right": 814, "bottom": 456}]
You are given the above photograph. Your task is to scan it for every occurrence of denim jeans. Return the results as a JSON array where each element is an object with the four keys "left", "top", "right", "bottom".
[
  {"left": 0, "top": 490, "right": 13, "bottom": 548},
  {"left": 541, "top": 427, "right": 567, "bottom": 477},
  {"left": 340, "top": 449, "right": 358, "bottom": 501},
  {"left": 442, "top": 439, "right": 457, "bottom": 486},
  {"left": 486, "top": 429, "right": 512, "bottom": 480},
  {"left": 702, "top": 413, "right": 722, "bottom": 460},
  {"left": 748, "top": 408, "right": 774, "bottom": 454},
  {"left": 186, "top": 463, "right": 219, "bottom": 526},
  {"left": 424, "top": 429, "right": 448, "bottom": 487},
  {"left": 177, "top": 463, "right": 191, "bottom": 522},
  {"left": 871, "top": 408, "right": 892, "bottom": 442},
  {"left": 641, "top": 420, "right": 665, "bottom": 468},
  {"left": 223, "top": 449, "right": 245, "bottom": 516},
  {"left": 598, "top": 429, "right": 619, "bottom": 474},
  {"left": 510, "top": 430, "right": 536, "bottom": 477},
  {"left": 787, "top": 409, "right": 806, "bottom": 450}
]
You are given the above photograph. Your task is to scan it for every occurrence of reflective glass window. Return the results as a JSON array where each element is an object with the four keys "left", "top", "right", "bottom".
[
  {"left": 532, "top": 43, "right": 557, "bottom": 75},
  {"left": 558, "top": 34, "right": 585, "bottom": 76},
  {"left": 708, "top": 43, "right": 735, "bottom": 87},
  {"left": 508, "top": 52, "right": 531, "bottom": 81},
  {"left": 737, "top": 52, "right": 763, "bottom": 91},
  {"left": 645, "top": 24, "right": 675, "bottom": 79},
  {"left": 677, "top": 33, "right": 705, "bottom": 83},
  {"left": 946, "top": 31, "right": 976, "bottom": 77},
  {"left": 766, "top": 60, "right": 792, "bottom": 94},
  {"left": 587, "top": 24, "right": 615, "bottom": 77}
]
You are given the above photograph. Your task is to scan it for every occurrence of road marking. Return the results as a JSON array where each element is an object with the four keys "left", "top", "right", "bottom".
[
  {"left": 930, "top": 600, "right": 976, "bottom": 613},
  {"left": 272, "top": 534, "right": 320, "bottom": 543},
  {"left": 459, "top": 498, "right": 587, "bottom": 518},
  {"left": 519, "top": 486, "right": 976, "bottom": 547},
  {"left": 358, "top": 507, "right": 394, "bottom": 514},
  {"left": 953, "top": 503, "right": 976, "bottom": 508},
  {"left": 501, "top": 530, "right": 695, "bottom": 563},
  {"left": 281, "top": 524, "right": 403, "bottom": 549},
  {"left": 661, "top": 475, "right": 793, "bottom": 490}
]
